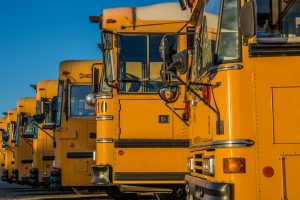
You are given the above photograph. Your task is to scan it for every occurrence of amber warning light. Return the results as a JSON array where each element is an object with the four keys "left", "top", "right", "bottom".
[{"left": 223, "top": 158, "right": 246, "bottom": 173}]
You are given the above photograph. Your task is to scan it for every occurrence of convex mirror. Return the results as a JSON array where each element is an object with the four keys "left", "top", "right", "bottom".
[
  {"left": 85, "top": 93, "right": 97, "bottom": 106},
  {"left": 158, "top": 86, "right": 180, "bottom": 103}
]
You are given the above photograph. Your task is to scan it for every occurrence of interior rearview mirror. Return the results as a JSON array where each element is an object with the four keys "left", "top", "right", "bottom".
[
  {"left": 158, "top": 86, "right": 180, "bottom": 103},
  {"left": 240, "top": 0, "right": 256, "bottom": 39}
]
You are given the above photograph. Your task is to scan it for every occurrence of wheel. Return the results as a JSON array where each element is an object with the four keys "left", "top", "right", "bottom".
[
  {"left": 105, "top": 187, "right": 138, "bottom": 200},
  {"left": 50, "top": 170, "right": 61, "bottom": 176},
  {"left": 50, "top": 175, "right": 61, "bottom": 183}
]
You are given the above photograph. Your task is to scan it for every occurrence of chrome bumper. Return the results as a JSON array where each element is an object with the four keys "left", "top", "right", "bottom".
[
  {"left": 185, "top": 175, "right": 232, "bottom": 200},
  {"left": 91, "top": 165, "right": 111, "bottom": 185}
]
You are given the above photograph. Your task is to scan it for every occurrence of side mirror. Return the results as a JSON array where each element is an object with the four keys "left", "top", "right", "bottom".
[
  {"left": 101, "top": 32, "right": 113, "bottom": 50},
  {"left": 19, "top": 113, "right": 26, "bottom": 127},
  {"left": 33, "top": 114, "right": 45, "bottom": 124},
  {"left": 43, "top": 101, "right": 50, "bottom": 113},
  {"left": 92, "top": 66, "right": 100, "bottom": 94},
  {"left": 85, "top": 93, "right": 97, "bottom": 106},
  {"left": 158, "top": 86, "right": 180, "bottom": 103},
  {"left": 240, "top": 0, "right": 256, "bottom": 39},
  {"left": 172, "top": 50, "right": 188, "bottom": 74},
  {"left": 160, "top": 37, "right": 170, "bottom": 63},
  {"left": 178, "top": 0, "right": 187, "bottom": 10}
]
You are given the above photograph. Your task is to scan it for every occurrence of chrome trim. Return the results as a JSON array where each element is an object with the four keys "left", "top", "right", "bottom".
[
  {"left": 201, "top": 64, "right": 243, "bottom": 80},
  {"left": 96, "top": 115, "right": 114, "bottom": 121},
  {"left": 189, "top": 139, "right": 254, "bottom": 150},
  {"left": 209, "top": 64, "right": 243, "bottom": 74},
  {"left": 96, "top": 94, "right": 113, "bottom": 99},
  {"left": 96, "top": 138, "right": 114, "bottom": 143},
  {"left": 91, "top": 165, "right": 111, "bottom": 185}
]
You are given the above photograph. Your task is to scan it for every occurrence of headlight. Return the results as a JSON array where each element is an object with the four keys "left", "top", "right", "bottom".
[
  {"left": 203, "top": 156, "right": 215, "bottom": 176},
  {"left": 93, "top": 150, "right": 96, "bottom": 161},
  {"left": 43, "top": 172, "right": 47, "bottom": 176},
  {"left": 187, "top": 156, "right": 194, "bottom": 172}
]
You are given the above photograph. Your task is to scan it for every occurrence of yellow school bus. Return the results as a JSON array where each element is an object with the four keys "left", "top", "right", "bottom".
[
  {"left": 29, "top": 80, "right": 58, "bottom": 186},
  {"left": 0, "top": 117, "right": 7, "bottom": 175},
  {"left": 12, "top": 97, "right": 36, "bottom": 184},
  {"left": 50, "top": 60, "right": 102, "bottom": 190},
  {"left": 159, "top": 0, "right": 300, "bottom": 199},
  {"left": 89, "top": 2, "right": 192, "bottom": 198},
  {"left": 1, "top": 109, "right": 17, "bottom": 182}
]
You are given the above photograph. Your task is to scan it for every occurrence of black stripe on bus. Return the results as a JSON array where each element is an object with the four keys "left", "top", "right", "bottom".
[
  {"left": 114, "top": 139, "right": 189, "bottom": 148},
  {"left": 114, "top": 172, "right": 187, "bottom": 181},
  {"left": 66, "top": 152, "right": 93, "bottom": 159}
]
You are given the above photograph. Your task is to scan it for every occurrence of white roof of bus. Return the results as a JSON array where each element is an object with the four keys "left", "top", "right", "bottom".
[{"left": 136, "top": 2, "right": 190, "bottom": 21}]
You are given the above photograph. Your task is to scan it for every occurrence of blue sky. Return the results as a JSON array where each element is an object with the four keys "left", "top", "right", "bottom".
[{"left": 0, "top": 0, "right": 176, "bottom": 116}]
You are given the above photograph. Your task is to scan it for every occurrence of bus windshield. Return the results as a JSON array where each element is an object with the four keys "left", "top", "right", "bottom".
[
  {"left": 118, "top": 34, "right": 173, "bottom": 93},
  {"left": 70, "top": 85, "right": 95, "bottom": 117},
  {"left": 257, "top": 0, "right": 300, "bottom": 39}
]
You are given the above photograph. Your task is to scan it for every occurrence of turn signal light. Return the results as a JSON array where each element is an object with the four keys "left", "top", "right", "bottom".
[
  {"left": 223, "top": 158, "right": 246, "bottom": 173},
  {"left": 184, "top": 102, "right": 191, "bottom": 120},
  {"left": 202, "top": 86, "right": 211, "bottom": 104}
]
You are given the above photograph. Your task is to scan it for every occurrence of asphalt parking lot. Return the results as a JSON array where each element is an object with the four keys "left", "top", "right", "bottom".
[
  {"left": 0, "top": 181, "right": 163, "bottom": 200},
  {"left": 0, "top": 181, "right": 109, "bottom": 200}
]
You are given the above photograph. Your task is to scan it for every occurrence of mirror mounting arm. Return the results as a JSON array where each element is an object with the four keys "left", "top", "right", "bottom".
[
  {"left": 31, "top": 121, "right": 54, "bottom": 140},
  {"left": 169, "top": 70, "right": 221, "bottom": 124},
  {"left": 165, "top": 103, "right": 190, "bottom": 127}
]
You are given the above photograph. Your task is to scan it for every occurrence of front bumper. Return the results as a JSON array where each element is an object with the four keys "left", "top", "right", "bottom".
[
  {"left": 185, "top": 175, "right": 232, "bottom": 200},
  {"left": 91, "top": 165, "right": 111, "bottom": 185}
]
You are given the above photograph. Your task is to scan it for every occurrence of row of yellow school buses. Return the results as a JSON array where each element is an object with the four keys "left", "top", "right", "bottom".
[{"left": 0, "top": 0, "right": 300, "bottom": 199}]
